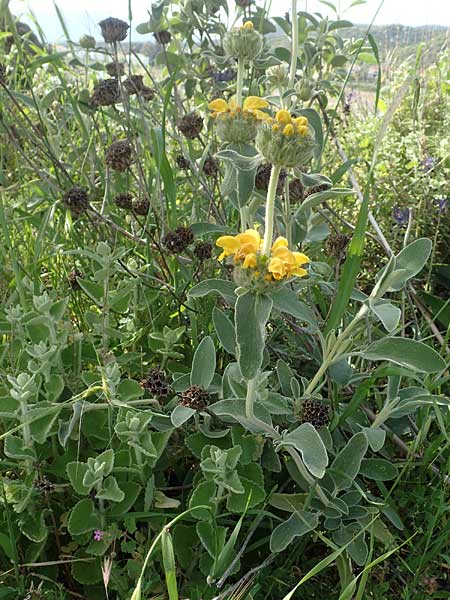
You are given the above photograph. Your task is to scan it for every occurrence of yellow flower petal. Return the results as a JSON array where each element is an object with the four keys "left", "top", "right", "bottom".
[
  {"left": 242, "top": 21, "right": 254, "bottom": 30},
  {"left": 243, "top": 96, "right": 269, "bottom": 111},
  {"left": 292, "top": 267, "right": 308, "bottom": 277},
  {"left": 272, "top": 123, "right": 280, "bottom": 132},
  {"left": 292, "top": 252, "right": 310, "bottom": 265},
  {"left": 236, "top": 229, "right": 261, "bottom": 248},
  {"left": 283, "top": 124, "right": 295, "bottom": 136},
  {"left": 275, "top": 109, "right": 292, "bottom": 125},
  {"left": 216, "top": 235, "right": 241, "bottom": 258},
  {"left": 250, "top": 109, "right": 270, "bottom": 121},
  {"left": 297, "top": 125, "right": 309, "bottom": 136},
  {"left": 208, "top": 98, "right": 229, "bottom": 113},
  {"left": 293, "top": 116, "right": 308, "bottom": 127},
  {"left": 268, "top": 256, "right": 286, "bottom": 279},
  {"left": 271, "top": 237, "right": 289, "bottom": 251},
  {"left": 243, "top": 253, "right": 257, "bottom": 268}
]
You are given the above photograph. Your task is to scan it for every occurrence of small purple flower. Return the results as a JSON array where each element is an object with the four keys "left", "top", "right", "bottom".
[
  {"left": 93, "top": 529, "right": 104, "bottom": 542},
  {"left": 212, "top": 69, "right": 236, "bottom": 83},
  {"left": 434, "top": 197, "right": 449, "bottom": 213},
  {"left": 422, "top": 156, "right": 435, "bottom": 173},
  {"left": 392, "top": 206, "right": 410, "bottom": 226}
]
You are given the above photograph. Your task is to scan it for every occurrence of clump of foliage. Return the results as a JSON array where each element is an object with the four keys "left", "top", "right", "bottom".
[{"left": 0, "top": 1, "right": 448, "bottom": 599}]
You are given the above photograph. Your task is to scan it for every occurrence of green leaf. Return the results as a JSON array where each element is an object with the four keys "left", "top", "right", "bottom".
[
  {"left": 188, "top": 279, "right": 237, "bottom": 305},
  {"left": 189, "top": 480, "right": 216, "bottom": 520},
  {"left": 109, "top": 482, "right": 141, "bottom": 515},
  {"left": 213, "top": 307, "right": 236, "bottom": 355},
  {"left": 77, "top": 279, "right": 104, "bottom": 306},
  {"left": 95, "top": 449, "right": 115, "bottom": 476},
  {"left": 191, "top": 336, "right": 216, "bottom": 389},
  {"left": 359, "top": 426, "right": 386, "bottom": 452},
  {"left": 4, "top": 435, "right": 35, "bottom": 460},
  {"left": 96, "top": 476, "right": 125, "bottom": 503},
  {"left": 330, "top": 432, "right": 368, "bottom": 491},
  {"left": 270, "top": 511, "right": 319, "bottom": 553},
  {"left": 67, "top": 462, "right": 91, "bottom": 495},
  {"left": 19, "top": 512, "right": 48, "bottom": 543},
  {"left": 171, "top": 404, "right": 196, "bottom": 427},
  {"left": 227, "top": 463, "right": 265, "bottom": 513},
  {"left": 68, "top": 499, "right": 101, "bottom": 536},
  {"left": 380, "top": 238, "right": 433, "bottom": 292},
  {"left": 235, "top": 292, "right": 272, "bottom": 379},
  {"left": 360, "top": 459, "right": 398, "bottom": 481},
  {"left": 196, "top": 521, "right": 226, "bottom": 559},
  {"left": 368, "top": 300, "right": 401, "bottom": 332},
  {"left": 269, "top": 288, "right": 318, "bottom": 330},
  {"left": 362, "top": 337, "right": 446, "bottom": 373},
  {"left": 278, "top": 423, "right": 328, "bottom": 479}
]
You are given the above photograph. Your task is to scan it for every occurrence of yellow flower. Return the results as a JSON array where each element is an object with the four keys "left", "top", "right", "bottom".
[
  {"left": 275, "top": 110, "right": 292, "bottom": 125},
  {"left": 293, "top": 116, "right": 308, "bottom": 127},
  {"left": 268, "top": 256, "right": 287, "bottom": 280},
  {"left": 272, "top": 123, "right": 280, "bottom": 132},
  {"left": 216, "top": 229, "right": 261, "bottom": 264},
  {"left": 243, "top": 253, "right": 257, "bottom": 269},
  {"left": 242, "top": 21, "right": 254, "bottom": 30},
  {"left": 283, "top": 124, "right": 295, "bottom": 136},
  {"left": 297, "top": 125, "right": 309, "bottom": 137},
  {"left": 271, "top": 237, "right": 289, "bottom": 251},
  {"left": 208, "top": 96, "right": 270, "bottom": 121}
]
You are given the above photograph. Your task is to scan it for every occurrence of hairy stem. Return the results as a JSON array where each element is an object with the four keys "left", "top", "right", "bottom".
[
  {"left": 236, "top": 57, "right": 245, "bottom": 107},
  {"left": 262, "top": 164, "right": 282, "bottom": 256}
]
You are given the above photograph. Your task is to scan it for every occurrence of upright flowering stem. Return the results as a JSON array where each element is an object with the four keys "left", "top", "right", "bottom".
[
  {"left": 236, "top": 57, "right": 245, "bottom": 107},
  {"left": 262, "top": 163, "right": 282, "bottom": 256},
  {"left": 288, "top": 0, "right": 298, "bottom": 93}
]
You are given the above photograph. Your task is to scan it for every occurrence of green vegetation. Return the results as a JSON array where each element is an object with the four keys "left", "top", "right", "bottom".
[{"left": 0, "top": 1, "right": 449, "bottom": 599}]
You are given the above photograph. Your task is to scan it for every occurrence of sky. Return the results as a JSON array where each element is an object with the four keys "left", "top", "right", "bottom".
[{"left": 8, "top": 0, "right": 450, "bottom": 42}]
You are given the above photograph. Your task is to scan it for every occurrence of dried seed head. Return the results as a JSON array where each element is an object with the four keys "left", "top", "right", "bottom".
[
  {"left": 139, "top": 86, "right": 155, "bottom": 101},
  {"left": 178, "top": 112, "right": 204, "bottom": 139},
  {"left": 105, "top": 140, "right": 133, "bottom": 172},
  {"left": 34, "top": 476, "right": 54, "bottom": 493},
  {"left": 68, "top": 268, "right": 84, "bottom": 290},
  {"left": 235, "top": 0, "right": 252, "bottom": 6},
  {"left": 301, "top": 400, "right": 330, "bottom": 429},
  {"left": 193, "top": 240, "right": 213, "bottom": 261},
  {"left": 326, "top": 233, "right": 351, "bottom": 258},
  {"left": 141, "top": 368, "right": 171, "bottom": 400},
  {"left": 176, "top": 155, "right": 190, "bottom": 170},
  {"left": 98, "top": 17, "right": 129, "bottom": 43},
  {"left": 288, "top": 178, "right": 305, "bottom": 203},
  {"left": 63, "top": 186, "right": 89, "bottom": 215},
  {"left": 304, "top": 183, "right": 332, "bottom": 198},
  {"left": 163, "top": 226, "right": 194, "bottom": 254},
  {"left": 133, "top": 197, "right": 150, "bottom": 216},
  {"left": 105, "top": 61, "right": 125, "bottom": 77},
  {"left": 123, "top": 74, "right": 145, "bottom": 95},
  {"left": 202, "top": 156, "right": 219, "bottom": 178},
  {"left": 154, "top": 30, "right": 172, "bottom": 45},
  {"left": 114, "top": 192, "right": 134, "bottom": 210},
  {"left": 179, "top": 385, "right": 210, "bottom": 411},
  {"left": 91, "top": 79, "right": 120, "bottom": 107},
  {"left": 79, "top": 35, "right": 96, "bottom": 50},
  {"left": 255, "top": 163, "right": 286, "bottom": 195}
]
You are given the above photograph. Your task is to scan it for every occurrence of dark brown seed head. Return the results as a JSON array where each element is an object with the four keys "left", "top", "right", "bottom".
[
  {"left": 179, "top": 385, "right": 210, "bottom": 411},
  {"left": 202, "top": 156, "right": 219, "bottom": 178},
  {"left": 176, "top": 154, "right": 190, "bottom": 170},
  {"left": 326, "top": 233, "right": 351, "bottom": 258},
  {"left": 141, "top": 368, "right": 171, "bottom": 400},
  {"left": 163, "top": 226, "right": 194, "bottom": 254},
  {"left": 301, "top": 399, "right": 330, "bottom": 429},
  {"left": 105, "top": 140, "right": 133, "bottom": 172},
  {"left": 34, "top": 476, "right": 54, "bottom": 493},
  {"left": 193, "top": 240, "right": 213, "bottom": 261},
  {"left": 114, "top": 192, "right": 133, "bottom": 210},
  {"left": 139, "top": 86, "right": 155, "bottom": 101},
  {"left": 304, "top": 183, "right": 332, "bottom": 198},
  {"left": 105, "top": 61, "right": 125, "bottom": 77},
  {"left": 91, "top": 78, "right": 120, "bottom": 107},
  {"left": 154, "top": 30, "right": 172, "bottom": 45},
  {"left": 63, "top": 186, "right": 89, "bottom": 215},
  {"left": 255, "top": 163, "right": 287, "bottom": 195},
  {"left": 68, "top": 268, "right": 84, "bottom": 290},
  {"left": 178, "top": 112, "right": 204, "bottom": 139},
  {"left": 133, "top": 197, "right": 150, "bottom": 216},
  {"left": 123, "top": 74, "right": 145, "bottom": 95},
  {"left": 288, "top": 178, "right": 305, "bottom": 203},
  {"left": 98, "top": 17, "right": 129, "bottom": 43}
]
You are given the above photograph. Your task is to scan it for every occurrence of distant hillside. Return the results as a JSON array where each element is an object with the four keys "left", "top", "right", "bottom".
[{"left": 345, "top": 24, "right": 450, "bottom": 60}]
